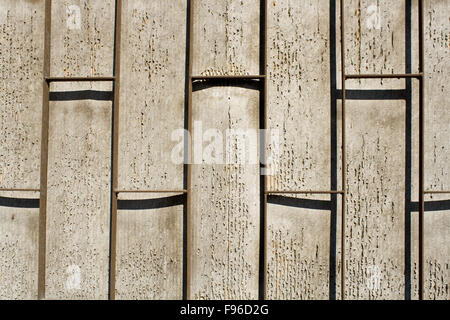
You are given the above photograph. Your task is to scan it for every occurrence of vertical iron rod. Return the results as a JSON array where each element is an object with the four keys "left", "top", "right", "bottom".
[
  {"left": 339, "top": 0, "right": 347, "bottom": 301},
  {"left": 38, "top": 0, "right": 51, "bottom": 300},
  {"left": 418, "top": 0, "right": 425, "bottom": 301},
  {"left": 186, "top": 0, "right": 194, "bottom": 300},
  {"left": 261, "top": 0, "right": 268, "bottom": 300},
  {"left": 109, "top": 0, "right": 122, "bottom": 300}
]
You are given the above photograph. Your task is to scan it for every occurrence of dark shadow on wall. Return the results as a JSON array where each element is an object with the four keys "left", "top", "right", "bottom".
[
  {"left": 268, "top": 196, "right": 331, "bottom": 211},
  {"left": 192, "top": 79, "right": 262, "bottom": 92},
  {"left": 117, "top": 194, "right": 185, "bottom": 210},
  {"left": 49, "top": 90, "right": 113, "bottom": 101},
  {"left": 0, "top": 196, "right": 39, "bottom": 208},
  {"left": 182, "top": 0, "right": 191, "bottom": 301},
  {"left": 404, "top": 0, "right": 413, "bottom": 300},
  {"left": 261, "top": 0, "right": 420, "bottom": 300},
  {"left": 329, "top": 0, "right": 338, "bottom": 300}
]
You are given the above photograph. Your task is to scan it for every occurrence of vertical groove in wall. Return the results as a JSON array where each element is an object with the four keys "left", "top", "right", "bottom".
[{"left": 38, "top": 0, "right": 51, "bottom": 300}]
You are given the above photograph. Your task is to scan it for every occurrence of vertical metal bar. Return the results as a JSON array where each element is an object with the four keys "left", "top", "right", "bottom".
[
  {"left": 109, "top": 0, "right": 122, "bottom": 300},
  {"left": 259, "top": 0, "right": 268, "bottom": 300},
  {"left": 186, "top": 0, "right": 194, "bottom": 300},
  {"left": 418, "top": 0, "right": 425, "bottom": 301},
  {"left": 339, "top": 0, "right": 347, "bottom": 301},
  {"left": 38, "top": 0, "right": 51, "bottom": 300}
]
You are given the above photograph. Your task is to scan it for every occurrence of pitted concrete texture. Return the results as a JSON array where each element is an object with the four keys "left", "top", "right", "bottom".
[
  {"left": 0, "top": 191, "right": 39, "bottom": 300},
  {"left": 0, "top": 0, "right": 44, "bottom": 190},
  {"left": 45, "top": 82, "right": 112, "bottom": 299},
  {"left": 345, "top": 100, "right": 406, "bottom": 299},
  {"left": 0, "top": 0, "right": 448, "bottom": 301},
  {"left": 115, "top": 192, "right": 183, "bottom": 300},
  {"left": 267, "top": 0, "right": 332, "bottom": 192},
  {"left": 118, "top": 0, "right": 186, "bottom": 191},
  {"left": 192, "top": 0, "right": 260, "bottom": 76},
  {"left": 190, "top": 86, "right": 260, "bottom": 299},
  {"left": 266, "top": 194, "right": 332, "bottom": 300},
  {"left": 341, "top": 0, "right": 407, "bottom": 299},
  {"left": 265, "top": 0, "right": 335, "bottom": 300},
  {"left": 420, "top": 0, "right": 450, "bottom": 300},
  {"left": 424, "top": 0, "right": 450, "bottom": 192},
  {"left": 50, "top": 0, "right": 115, "bottom": 77}
]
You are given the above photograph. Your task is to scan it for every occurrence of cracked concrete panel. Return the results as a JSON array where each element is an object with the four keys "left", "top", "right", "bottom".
[
  {"left": 192, "top": 0, "right": 260, "bottom": 76},
  {"left": 266, "top": 194, "right": 332, "bottom": 300},
  {"left": 0, "top": 0, "right": 44, "bottom": 189},
  {"left": 0, "top": 191, "right": 39, "bottom": 300},
  {"left": 45, "top": 82, "right": 111, "bottom": 300},
  {"left": 115, "top": 192, "right": 183, "bottom": 300},
  {"left": 50, "top": 0, "right": 115, "bottom": 77},
  {"left": 190, "top": 86, "right": 260, "bottom": 299},
  {"left": 267, "top": 0, "right": 331, "bottom": 192},
  {"left": 424, "top": 0, "right": 450, "bottom": 191},
  {"left": 345, "top": 100, "right": 405, "bottom": 299},
  {"left": 118, "top": 0, "right": 186, "bottom": 191}
]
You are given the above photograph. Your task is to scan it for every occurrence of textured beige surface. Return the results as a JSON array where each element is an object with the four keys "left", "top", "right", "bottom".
[
  {"left": 0, "top": 0, "right": 44, "bottom": 190},
  {"left": 340, "top": 0, "right": 407, "bottom": 299},
  {"left": 45, "top": 82, "right": 112, "bottom": 299},
  {"left": 345, "top": 100, "right": 406, "bottom": 299},
  {"left": 0, "top": 0, "right": 448, "bottom": 301},
  {"left": 0, "top": 191, "right": 39, "bottom": 300},
  {"left": 265, "top": 0, "right": 334, "bottom": 300},
  {"left": 115, "top": 192, "right": 183, "bottom": 300},
  {"left": 266, "top": 194, "right": 332, "bottom": 300},
  {"left": 50, "top": 0, "right": 115, "bottom": 77},
  {"left": 0, "top": 0, "right": 43, "bottom": 301},
  {"left": 118, "top": 0, "right": 186, "bottom": 191},
  {"left": 192, "top": 0, "right": 260, "bottom": 76},
  {"left": 190, "top": 86, "right": 260, "bottom": 299},
  {"left": 420, "top": 0, "right": 449, "bottom": 300}
]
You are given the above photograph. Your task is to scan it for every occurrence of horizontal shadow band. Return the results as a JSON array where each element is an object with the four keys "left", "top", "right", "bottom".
[
  {"left": 268, "top": 197, "right": 450, "bottom": 212},
  {"left": 192, "top": 80, "right": 261, "bottom": 92},
  {"left": 411, "top": 199, "right": 450, "bottom": 212},
  {"left": 0, "top": 196, "right": 447, "bottom": 212},
  {"left": 118, "top": 194, "right": 186, "bottom": 210},
  {"left": 336, "top": 89, "right": 407, "bottom": 100},
  {"left": 268, "top": 195, "right": 332, "bottom": 211},
  {"left": 49, "top": 90, "right": 113, "bottom": 101},
  {"left": 0, "top": 196, "right": 39, "bottom": 208}
]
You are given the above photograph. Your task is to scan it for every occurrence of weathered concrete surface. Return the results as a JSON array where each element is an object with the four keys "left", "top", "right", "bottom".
[
  {"left": 267, "top": 194, "right": 331, "bottom": 299},
  {"left": 420, "top": 0, "right": 449, "bottom": 300},
  {"left": 0, "top": 0, "right": 43, "bottom": 301},
  {"left": 341, "top": 0, "right": 407, "bottom": 299},
  {"left": 45, "top": 82, "right": 112, "bottom": 299},
  {"left": 118, "top": 0, "right": 186, "bottom": 191},
  {"left": 0, "top": 0, "right": 448, "bottom": 301},
  {"left": 50, "top": 0, "right": 115, "bottom": 77},
  {"left": 189, "top": 0, "right": 261, "bottom": 300},
  {"left": 43, "top": 0, "right": 115, "bottom": 300},
  {"left": 345, "top": 100, "right": 406, "bottom": 299},
  {"left": 192, "top": 0, "right": 260, "bottom": 76},
  {"left": 0, "top": 0, "right": 44, "bottom": 189},
  {"left": 0, "top": 191, "right": 39, "bottom": 300},
  {"left": 115, "top": 192, "right": 183, "bottom": 300},
  {"left": 266, "top": 0, "right": 333, "bottom": 300},
  {"left": 190, "top": 86, "right": 260, "bottom": 299}
]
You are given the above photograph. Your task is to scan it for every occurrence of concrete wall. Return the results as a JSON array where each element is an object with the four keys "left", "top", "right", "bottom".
[
  {"left": 0, "top": 0, "right": 44, "bottom": 300},
  {"left": 0, "top": 0, "right": 448, "bottom": 300}
]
